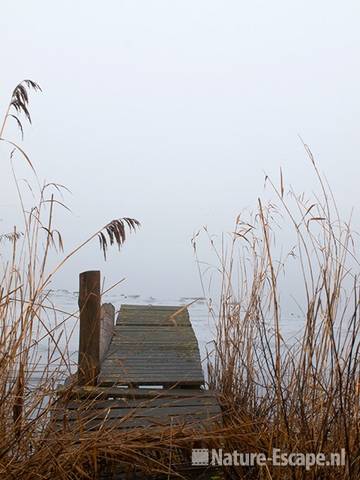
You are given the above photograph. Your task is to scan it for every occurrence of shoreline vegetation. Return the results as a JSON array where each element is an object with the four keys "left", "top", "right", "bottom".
[{"left": 1, "top": 82, "right": 359, "bottom": 479}]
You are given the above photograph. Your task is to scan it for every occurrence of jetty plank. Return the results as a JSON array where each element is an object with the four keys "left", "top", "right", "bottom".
[
  {"left": 99, "top": 305, "right": 204, "bottom": 387},
  {"left": 54, "top": 386, "right": 221, "bottom": 431}
]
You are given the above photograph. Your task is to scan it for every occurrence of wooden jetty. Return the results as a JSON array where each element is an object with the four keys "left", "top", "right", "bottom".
[{"left": 55, "top": 271, "right": 221, "bottom": 433}]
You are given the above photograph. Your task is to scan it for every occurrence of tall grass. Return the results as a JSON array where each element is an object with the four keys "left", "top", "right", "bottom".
[
  {"left": 0, "top": 82, "right": 174, "bottom": 479},
  {"left": 196, "top": 160, "right": 360, "bottom": 478}
]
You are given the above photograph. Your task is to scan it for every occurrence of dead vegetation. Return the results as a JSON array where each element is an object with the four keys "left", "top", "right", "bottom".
[{"left": 193, "top": 157, "right": 360, "bottom": 478}]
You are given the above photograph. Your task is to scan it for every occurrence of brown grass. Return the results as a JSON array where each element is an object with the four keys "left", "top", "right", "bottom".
[{"left": 194, "top": 156, "right": 360, "bottom": 478}]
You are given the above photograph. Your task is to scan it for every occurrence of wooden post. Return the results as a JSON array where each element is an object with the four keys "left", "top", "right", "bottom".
[{"left": 78, "top": 270, "right": 101, "bottom": 386}]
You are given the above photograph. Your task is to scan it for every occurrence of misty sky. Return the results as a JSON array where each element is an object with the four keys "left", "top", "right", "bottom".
[{"left": 1, "top": 1, "right": 360, "bottom": 299}]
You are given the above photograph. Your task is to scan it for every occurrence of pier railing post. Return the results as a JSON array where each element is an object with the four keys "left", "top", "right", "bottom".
[{"left": 78, "top": 270, "right": 101, "bottom": 386}]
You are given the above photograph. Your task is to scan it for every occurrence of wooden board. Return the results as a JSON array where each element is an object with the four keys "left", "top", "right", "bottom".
[
  {"left": 115, "top": 304, "right": 191, "bottom": 326},
  {"left": 58, "top": 386, "right": 212, "bottom": 399},
  {"left": 54, "top": 387, "right": 221, "bottom": 431},
  {"left": 99, "top": 305, "right": 204, "bottom": 387}
]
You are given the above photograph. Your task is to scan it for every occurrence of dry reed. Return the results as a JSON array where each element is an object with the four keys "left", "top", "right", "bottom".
[{"left": 194, "top": 158, "right": 360, "bottom": 479}]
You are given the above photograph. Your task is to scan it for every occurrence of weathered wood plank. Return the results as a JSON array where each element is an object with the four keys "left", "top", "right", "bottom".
[
  {"left": 100, "top": 367, "right": 203, "bottom": 373},
  {"left": 58, "top": 386, "right": 214, "bottom": 399},
  {"left": 100, "top": 303, "right": 115, "bottom": 361},
  {"left": 99, "top": 377, "right": 203, "bottom": 384},
  {"left": 100, "top": 305, "right": 204, "bottom": 387},
  {"left": 63, "top": 397, "right": 218, "bottom": 409},
  {"left": 103, "top": 354, "right": 201, "bottom": 360},
  {"left": 100, "top": 370, "right": 202, "bottom": 375},
  {"left": 55, "top": 405, "right": 220, "bottom": 421},
  {"left": 102, "top": 369, "right": 201, "bottom": 376},
  {"left": 55, "top": 413, "right": 219, "bottom": 431},
  {"left": 116, "top": 305, "right": 191, "bottom": 326},
  {"left": 54, "top": 386, "right": 221, "bottom": 432}
]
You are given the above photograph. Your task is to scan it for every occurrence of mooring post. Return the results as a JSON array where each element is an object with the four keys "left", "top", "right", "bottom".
[{"left": 78, "top": 270, "right": 101, "bottom": 386}]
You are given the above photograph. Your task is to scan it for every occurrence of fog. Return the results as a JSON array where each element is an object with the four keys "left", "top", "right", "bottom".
[{"left": 1, "top": 1, "right": 359, "bottom": 299}]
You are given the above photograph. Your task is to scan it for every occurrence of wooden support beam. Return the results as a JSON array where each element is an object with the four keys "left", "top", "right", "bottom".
[
  {"left": 100, "top": 303, "right": 115, "bottom": 361},
  {"left": 78, "top": 270, "right": 101, "bottom": 386}
]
